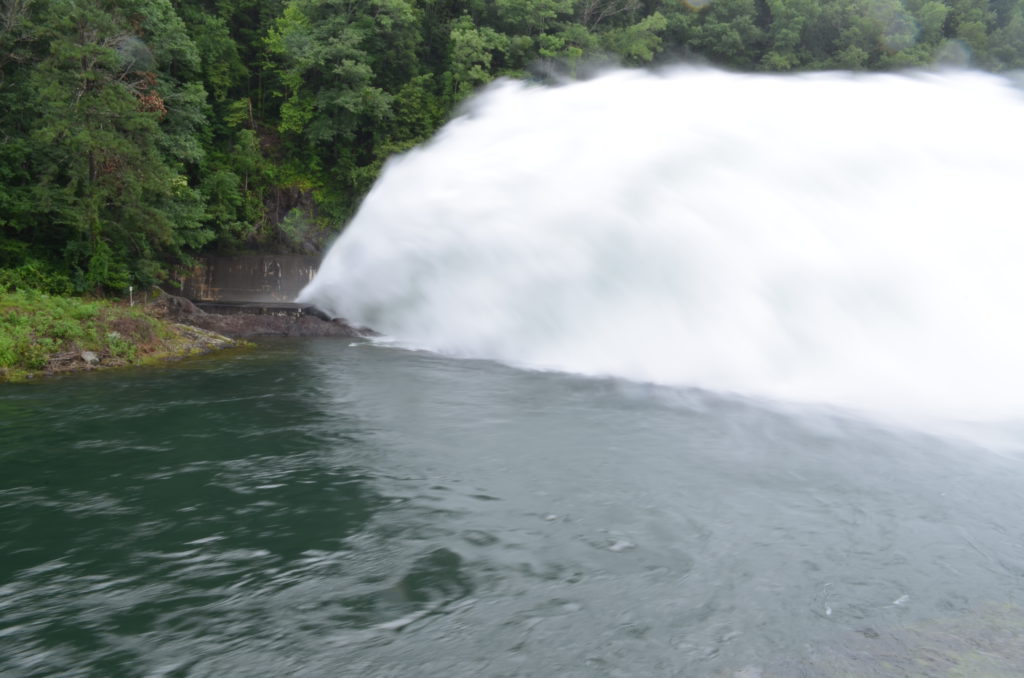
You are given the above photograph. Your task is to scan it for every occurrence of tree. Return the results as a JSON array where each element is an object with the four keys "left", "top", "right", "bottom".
[
  {"left": 1, "top": 0, "right": 211, "bottom": 290},
  {"left": 266, "top": 0, "right": 424, "bottom": 225}
]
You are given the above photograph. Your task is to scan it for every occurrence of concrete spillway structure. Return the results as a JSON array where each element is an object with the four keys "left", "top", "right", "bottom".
[
  {"left": 178, "top": 254, "right": 320, "bottom": 303},
  {"left": 176, "top": 254, "right": 332, "bottom": 320}
]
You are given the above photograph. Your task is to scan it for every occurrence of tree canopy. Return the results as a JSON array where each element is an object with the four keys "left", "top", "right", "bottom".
[{"left": 2, "top": 0, "right": 1022, "bottom": 292}]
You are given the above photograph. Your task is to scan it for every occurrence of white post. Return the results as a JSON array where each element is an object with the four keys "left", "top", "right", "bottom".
[{"left": 129, "top": 285, "right": 134, "bottom": 307}]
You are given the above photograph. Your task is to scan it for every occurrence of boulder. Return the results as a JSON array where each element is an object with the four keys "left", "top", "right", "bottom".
[{"left": 148, "top": 293, "right": 204, "bottom": 320}]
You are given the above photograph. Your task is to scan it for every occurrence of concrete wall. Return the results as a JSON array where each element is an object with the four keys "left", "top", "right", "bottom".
[{"left": 177, "top": 255, "right": 320, "bottom": 302}]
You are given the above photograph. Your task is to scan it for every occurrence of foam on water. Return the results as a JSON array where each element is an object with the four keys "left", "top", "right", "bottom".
[{"left": 299, "top": 67, "right": 1024, "bottom": 423}]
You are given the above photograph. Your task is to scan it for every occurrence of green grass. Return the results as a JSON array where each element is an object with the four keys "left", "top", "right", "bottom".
[{"left": 0, "top": 290, "right": 184, "bottom": 379}]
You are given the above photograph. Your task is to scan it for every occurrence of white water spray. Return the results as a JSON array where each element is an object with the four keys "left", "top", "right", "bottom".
[{"left": 300, "top": 67, "right": 1024, "bottom": 421}]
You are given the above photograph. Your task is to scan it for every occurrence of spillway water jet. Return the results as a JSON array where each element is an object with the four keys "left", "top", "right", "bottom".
[{"left": 299, "top": 67, "right": 1024, "bottom": 423}]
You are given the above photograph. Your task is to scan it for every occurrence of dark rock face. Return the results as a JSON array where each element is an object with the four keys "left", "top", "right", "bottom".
[
  {"left": 151, "top": 293, "right": 368, "bottom": 339},
  {"left": 185, "top": 312, "right": 363, "bottom": 338},
  {"left": 149, "top": 294, "right": 204, "bottom": 319}
]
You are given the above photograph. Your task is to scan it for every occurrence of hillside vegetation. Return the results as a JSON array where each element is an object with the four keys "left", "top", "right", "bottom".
[
  {"left": 2, "top": 0, "right": 1022, "bottom": 293},
  {"left": 0, "top": 291, "right": 238, "bottom": 379}
]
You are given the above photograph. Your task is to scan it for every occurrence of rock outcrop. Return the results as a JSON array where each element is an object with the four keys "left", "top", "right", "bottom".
[{"left": 149, "top": 293, "right": 367, "bottom": 339}]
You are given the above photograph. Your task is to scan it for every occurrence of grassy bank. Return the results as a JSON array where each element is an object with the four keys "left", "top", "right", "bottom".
[{"left": 0, "top": 291, "right": 240, "bottom": 381}]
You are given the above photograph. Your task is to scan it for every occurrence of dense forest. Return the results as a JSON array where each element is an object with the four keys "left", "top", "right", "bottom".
[{"left": 1, "top": 0, "right": 1023, "bottom": 293}]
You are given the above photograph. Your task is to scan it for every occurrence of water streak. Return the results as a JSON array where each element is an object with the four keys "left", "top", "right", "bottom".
[{"left": 300, "top": 67, "right": 1024, "bottom": 421}]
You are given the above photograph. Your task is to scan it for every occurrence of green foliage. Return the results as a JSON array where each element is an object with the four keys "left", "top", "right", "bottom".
[
  {"left": 0, "top": 261, "right": 75, "bottom": 296},
  {"left": 601, "top": 12, "right": 668, "bottom": 63},
  {"left": 1, "top": 0, "right": 214, "bottom": 292},
  {"left": 687, "top": 0, "right": 767, "bottom": 67},
  {"left": 2, "top": 0, "right": 1024, "bottom": 291},
  {"left": 0, "top": 290, "right": 167, "bottom": 377},
  {"left": 0, "top": 291, "right": 96, "bottom": 370},
  {"left": 0, "top": 239, "right": 74, "bottom": 294},
  {"left": 679, "top": 0, "right": 1024, "bottom": 72},
  {"left": 449, "top": 16, "right": 511, "bottom": 95},
  {"left": 106, "top": 331, "right": 138, "bottom": 361}
]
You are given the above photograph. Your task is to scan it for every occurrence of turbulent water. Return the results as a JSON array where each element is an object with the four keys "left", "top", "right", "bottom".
[
  {"left": 7, "top": 68, "right": 1024, "bottom": 678},
  {"left": 4, "top": 341, "right": 1024, "bottom": 678},
  {"left": 300, "top": 67, "right": 1024, "bottom": 425}
]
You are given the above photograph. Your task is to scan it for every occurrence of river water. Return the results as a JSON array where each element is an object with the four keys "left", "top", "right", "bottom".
[
  {"left": 4, "top": 339, "right": 1024, "bottom": 677},
  {"left": 7, "top": 67, "right": 1024, "bottom": 676}
]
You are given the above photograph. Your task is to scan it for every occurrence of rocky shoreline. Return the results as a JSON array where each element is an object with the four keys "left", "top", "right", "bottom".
[
  {"left": 0, "top": 292, "right": 371, "bottom": 382},
  {"left": 148, "top": 294, "right": 368, "bottom": 339},
  {"left": 42, "top": 322, "right": 239, "bottom": 376}
]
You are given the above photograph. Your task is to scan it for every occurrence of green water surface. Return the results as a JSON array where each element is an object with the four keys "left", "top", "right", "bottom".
[{"left": 3, "top": 340, "right": 1024, "bottom": 677}]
